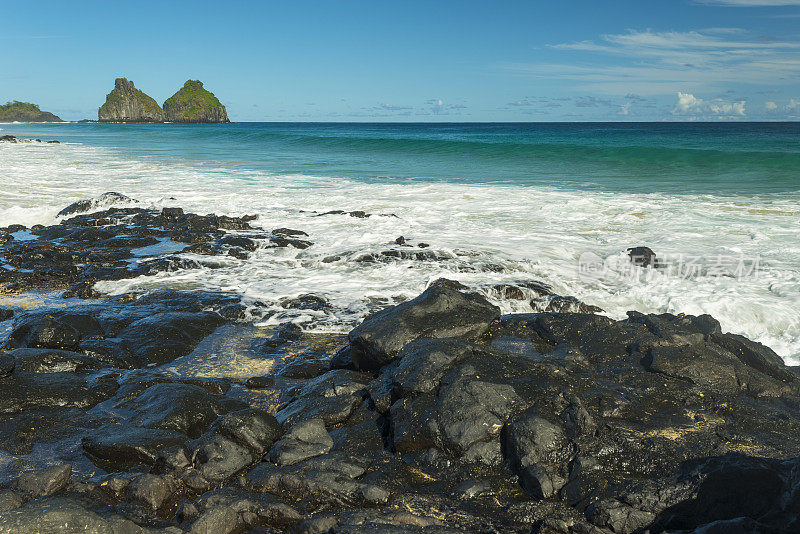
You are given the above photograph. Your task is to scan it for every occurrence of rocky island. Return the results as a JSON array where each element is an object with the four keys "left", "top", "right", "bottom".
[
  {"left": 0, "top": 193, "right": 798, "bottom": 533},
  {"left": 97, "top": 78, "right": 229, "bottom": 123},
  {"left": 164, "top": 80, "right": 229, "bottom": 123},
  {"left": 0, "top": 101, "right": 62, "bottom": 122},
  {"left": 98, "top": 78, "right": 166, "bottom": 123}
]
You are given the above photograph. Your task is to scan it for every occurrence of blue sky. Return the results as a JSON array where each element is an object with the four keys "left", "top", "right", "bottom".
[{"left": 2, "top": 0, "right": 800, "bottom": 121}]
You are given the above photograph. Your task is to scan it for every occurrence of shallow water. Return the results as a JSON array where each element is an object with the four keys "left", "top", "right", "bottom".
[{"left": 1, "top": 122, "right": 799, "bottom": 363}]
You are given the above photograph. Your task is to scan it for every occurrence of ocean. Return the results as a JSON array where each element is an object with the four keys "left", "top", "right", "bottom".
[{"left": 1, "top": 122, "right": 799, "bottom": 362}]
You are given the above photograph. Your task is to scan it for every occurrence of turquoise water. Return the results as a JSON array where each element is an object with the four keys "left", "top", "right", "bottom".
[
  {"left": 1, "top": 121, "right": 799, "bottom": 363},
  {"left": 5, "top": 122, "right": 800, "bottom": 193}
]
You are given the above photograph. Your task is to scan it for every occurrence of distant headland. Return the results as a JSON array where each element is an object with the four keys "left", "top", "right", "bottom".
[
  {"left": 2, "top": 78, "right": 229, "bottom": 124},
  {"left": 0, "top": 101, "right": 62, "bottom": 122},
  {"left": 98, "top": 77, "right": 229, "bottom": 123}
]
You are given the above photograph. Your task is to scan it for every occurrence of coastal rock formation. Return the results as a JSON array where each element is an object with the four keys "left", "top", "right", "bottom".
[
  {"left": 1, "top": 197, "right": 800, "bottom": 532},
  {"left": 0, "top": 101, "right": 62, "bottom": 122},
  {"left": 98, "top": 78, "right": 165, "bottom": 122},
  {"left": 0, "top": 135, "right": 60, "bottom": 144},
  {"left": 628, "top": 245, "right": 659, "bottom": 268},
  {"left": 163, "top": 80, "right": 229, "bottom": 123}
]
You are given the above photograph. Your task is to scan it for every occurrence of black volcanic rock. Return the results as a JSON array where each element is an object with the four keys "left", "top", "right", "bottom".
[
  {"left": 82, "top": 425, "right": 188, "bottom": 472},
  {"left": 347, "top": 284, "right": 500, "bottom": 370},
  {"left": 114, "top": 311, "right": 226, "bottom": 366},
  {"left": 0, "top": 200, "right": 799, "bottom": 532},
  {"left": 56, "top": 192, "right": 136, "bottom": 217},
  {"left": 627, "top": 245, "right": 659, "bottom": 267},
  {"left": 14, "top": 465, "right": 72, "bottom": 497},
  {"left": 125, "top": 382, "right": 227, "bottom": 438}
]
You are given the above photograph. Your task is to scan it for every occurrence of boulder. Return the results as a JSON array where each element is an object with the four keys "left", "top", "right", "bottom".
[
  {"left": 268, "top": 419, "right": 333, "bottom": 466},
  {"left": 211, "top": 409, "right": 283, "bottom": 453},
  {"left": 247, "top": 453, "right": 389, "bottom": 507},
  {"left": 8, "top": 349, "right": 103, "bottom": 374},
  {"left": 0, "top": 497, "right": 112, "bottom": 533},
  {"left": 114, "top": 311, "right": 226, "bottom": 366},
  {"left": 280, "top": 294, "right": 329, "bottom": 311},
  {"left": 4, "top": 316, "right": 81, "bottom": 351},
  {"left": 126, "top": 383, "right": 226, "bottom": 438},
  {"left": 187, "top": 434, "right": 255, "bottom": 485},
  {"left": 276, "top": 357, "right": 329, "bottom": 379},
  {"left": 260, "top": 323, "right": 303, "bottom": 352},
  {"left": 56, "top": 192, "right": 137, "bottom": 218},
  {"left": 627, "top": 246, "right": 659, "bottom": 268},
  {"left": 348, "top": 285, "right": 500, "bottom": 370},
  {"left": 14, "top": 465, "right": 71, "bottom": 497},
  {"left": 188, "top": 488, "right": 301, "bottom": 532},
  {"left": 504, "top": 408, "right": 571, "bottom": 499},
  {"left": 82, "top": 425, "right": 188, "bottom": 471},
  {"left": 275, "top": 369, "right": 369, "bottom": 427},
  {"left": 0, "top": 372, "right": 118, "bottom": 414},
  {"left": 126, "top": 473, "right": 178, "bottom": 510},
  {"left": 649, "top": 454, "right": 798, "bottom": 532}
]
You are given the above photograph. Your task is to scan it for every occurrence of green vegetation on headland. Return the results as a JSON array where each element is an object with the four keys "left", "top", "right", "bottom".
[
  {"left": 0, "top": 101, "right": 62, "bottom": 122},
  {"left": 163, "top": 80, "right": 229, "bottom": 123},
  {"left": 98, "top": 78, "right": 165, "bottom": 123},
  {"left": 97, "top": 77, "right": 228, "bottom": 123}
]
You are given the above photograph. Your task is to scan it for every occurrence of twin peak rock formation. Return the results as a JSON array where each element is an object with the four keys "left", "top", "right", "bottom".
[{"left": 98, "top": 78, "right": 229, "bottom": 123}]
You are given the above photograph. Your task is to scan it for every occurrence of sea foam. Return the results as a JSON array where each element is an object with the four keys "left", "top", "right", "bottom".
[{"left": 2, "top": 137, "right": 799, "bottom": 364}]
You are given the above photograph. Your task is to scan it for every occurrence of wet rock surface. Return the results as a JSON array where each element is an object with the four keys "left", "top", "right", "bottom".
[
  {"left": 0, "top": 194, "right": 264, "bottom": 297},
  {"left": 0, "top": 198, "right": 799, "bottom": 532},
  {"left": 627, "top": 246, "right": 659, "bottom": 268},
  {"left": 0, "top": 135, "right": 61, "bottom": 144},
  {"left": 0, "top": 193, "right": 599, "bottom": 327}
]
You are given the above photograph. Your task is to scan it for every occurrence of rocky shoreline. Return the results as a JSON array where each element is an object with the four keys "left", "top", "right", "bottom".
[{"left": 0, "top": 195, "right": 799, "bottom": 533}]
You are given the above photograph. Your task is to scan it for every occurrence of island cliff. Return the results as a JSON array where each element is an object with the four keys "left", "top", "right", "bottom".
[
  {"left": 163, "top": 80, "right": 229, "bottom": 123},
  {"left": 98, "top": 78, "right": 165, "bottom": 122},
  {"left": 0, "top": 101, "right": 62, "bottom": 122}
]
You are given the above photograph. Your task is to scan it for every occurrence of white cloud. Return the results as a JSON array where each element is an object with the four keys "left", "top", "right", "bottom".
[
  {"left": 708, "top": 100, "right": 746, "bottom": 115},
  {"left": 672, "top": 92, "right": 746, "bottom": 117},
  {"left": 379, "top": 103, "right": 412, "bottom": 111},
  {"left": 507, "top": 29, "right": 800, "bottom": 95},
  {"left": 574, "top": 96, "right": 613, "bottom": 107},
  {"left": 787, "top": 98, "right": 800, "bottom": 111},
  {"left": 696, "top": 0, "right": 800, "bottom": 5},
  {"left": 674, "top": 92, "right": 704, "bottom": 114},
  {"left": 619, "top": 102, "right": 632, "bottom": 115},
  {"left": 422, "top": 99, "right": 465, "bottom": 115},
  {"left": 766, "top": 101, "right": 778, "bottom": 109},
  {"left": 550, "top": 29, "right": 800, "bottom": 56}
]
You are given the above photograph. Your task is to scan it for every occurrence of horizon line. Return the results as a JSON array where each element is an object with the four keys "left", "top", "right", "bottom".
[{"left": 15, "top": 119, "right": 800, "bottom": 125}]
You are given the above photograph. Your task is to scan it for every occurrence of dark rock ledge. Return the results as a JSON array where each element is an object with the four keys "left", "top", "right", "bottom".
[
  {"left": 0, "top": 135, "right": 60, "bottom": 144},
  {"left": 0, "top": 194, "right": 311, "bottom": 300},
  {"left": 0, "top": 197, "right": 798, "bottom": 533}
]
